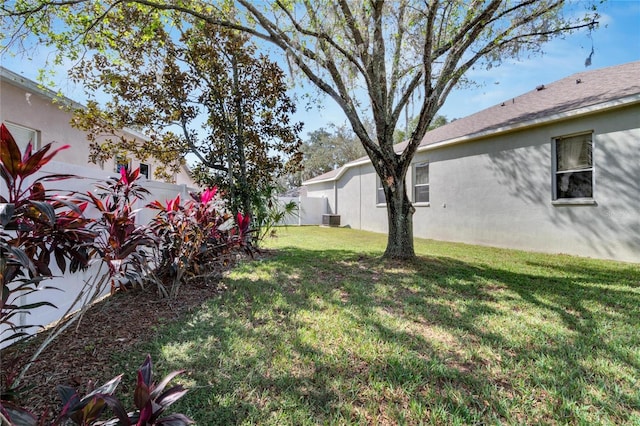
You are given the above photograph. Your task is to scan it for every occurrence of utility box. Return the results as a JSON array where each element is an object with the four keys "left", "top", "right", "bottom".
[{"left": 321, "top": 214, "right": 341, "bottom": 227}]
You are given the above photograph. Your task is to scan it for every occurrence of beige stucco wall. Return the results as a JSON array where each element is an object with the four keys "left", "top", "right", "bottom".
[
  {"left": 306, "top": 103, "right": 640, "bottom": 263},
  {"left": 0, "top": 78, "right": 195, "bottom": 186}
]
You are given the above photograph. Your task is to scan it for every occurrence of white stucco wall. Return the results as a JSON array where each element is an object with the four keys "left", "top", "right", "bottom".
[
  {"left": 305, "top": 104, "right": 640, "bottom": 263},
  {"left": 0, "top": 78, "right": 194, "bottom": 186},
  {"left": 0, "top": 160, "right": 195, "bottom": 347}
]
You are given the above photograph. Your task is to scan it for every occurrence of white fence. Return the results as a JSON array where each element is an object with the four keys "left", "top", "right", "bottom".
[
  {"left": 1, "top": 160, "right": 193, "bottom": 348},
  {"left": 277, "top": 196, "right": 328, "bottom": 226}
]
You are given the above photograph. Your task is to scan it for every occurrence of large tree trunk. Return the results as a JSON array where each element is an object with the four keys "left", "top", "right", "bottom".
[{"left": 383, "top": 178, "right": 416, "bottom": 259}]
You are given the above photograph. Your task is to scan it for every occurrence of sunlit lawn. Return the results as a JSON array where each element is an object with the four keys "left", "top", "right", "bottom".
[{"left": 115, "top": 226, "right": 640, "bottom": 425}]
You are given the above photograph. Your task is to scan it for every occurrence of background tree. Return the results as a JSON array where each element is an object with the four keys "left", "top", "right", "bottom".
[
  {"left": 1, "top": 0, "right": 599, "bottom": 259},
  {"left": 301, "top": 123, "right": 367, "bottom": 182},
  {"left": 68, "top": 14, "right": 303, "bottom": 220},
  {"left": 394, "top": 115, "right": 448, "bottom": 144}
]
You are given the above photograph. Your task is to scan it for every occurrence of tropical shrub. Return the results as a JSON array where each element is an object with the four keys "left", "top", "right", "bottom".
[
  {"left": 0, "top": 355, "right": 193, "bottom": 426},
  {"left": 251, "top": 186, "right": 298, "bottom": 243},
  {"left": 83, "top": 167, "right": 156, "bottom": 294},
  {"left": 0, "top": 123, "right": 95, "bottom": 345},
  {"left": 148, "top": 187, "right": 250, "bottom": 297}
]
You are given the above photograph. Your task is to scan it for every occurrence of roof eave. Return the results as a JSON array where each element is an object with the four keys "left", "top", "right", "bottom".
[
  {"left": 301, "top": 157, "right": 372, "bottom": 186},
  {"left": 418, "top": 93, "right": 640, "bottom": 153},
  {"left": 0, "top": 66, "right": 85, "bottom": 110},
  {"left": 304, "top": 93, "right": 640, "bottom": 185}
]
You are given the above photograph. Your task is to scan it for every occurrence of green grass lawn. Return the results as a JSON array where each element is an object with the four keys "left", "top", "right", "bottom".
[{"left": 117, "top": 227, "right": 640, "bottom": 425}]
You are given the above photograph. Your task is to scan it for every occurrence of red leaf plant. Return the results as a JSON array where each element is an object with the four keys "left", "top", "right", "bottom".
[
  {"left": 148, "top": 187, "right": 250, "bottom": 297},
  {"left": 0, "top": 123, "right": 95, "bottom": 345}
]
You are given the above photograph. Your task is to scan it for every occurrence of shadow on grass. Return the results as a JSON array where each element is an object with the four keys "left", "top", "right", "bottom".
[{"left": 137, "top": 247, "right": 640, "bottom": 424}]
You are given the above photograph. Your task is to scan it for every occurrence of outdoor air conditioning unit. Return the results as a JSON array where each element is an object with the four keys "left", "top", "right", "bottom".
[{"left": 322, "top": 214, "right": 340, "bottom": 227}]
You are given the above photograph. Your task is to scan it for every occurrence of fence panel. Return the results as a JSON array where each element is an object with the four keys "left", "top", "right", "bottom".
[
  {"left": 276, "top": 196, "right": 328, "bottom": 226},
  {"left": 0, "top": 161, "right": 194, "bottom": 348}
]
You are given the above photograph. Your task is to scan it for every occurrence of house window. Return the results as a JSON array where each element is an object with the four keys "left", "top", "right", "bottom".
[
  {"left": 4, "top": 122, "right": 39, "bottom": 151},
  {"left": 114, "top": 155, "right": 130, "bottom": 173},
  {"left": 376, "top": 177, "right": 386, "bottom": 205},
  {"left": 553, "top": 133, "right": 593, "bottom": 200},
  {"left": 139, "top": 163, "right": 150, "bottom": 179},
  {"left": 413, "top": 162, "right": 429, "bottom": 203}
]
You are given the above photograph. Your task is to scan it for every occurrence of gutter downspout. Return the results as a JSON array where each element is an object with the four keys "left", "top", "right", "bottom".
[
  {"left": 359, "top": 167, "right": 362, "bottom": 230},
  {"left": 333, "top": 181, "right": 338, "bottom": 215}
]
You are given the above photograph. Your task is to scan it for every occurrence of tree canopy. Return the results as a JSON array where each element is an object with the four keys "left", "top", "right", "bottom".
[
  {"left": 61, "top": 12, "right": 303, "bottom": 219},
  {"left": 1, "top": 0, "right": 600, "bottom": 259},
  {"left": 394, "top": 115, "right": 448, "bottom": 144},
  {"left": 300, "top": 124, "right": 367, "bottom": 183}
]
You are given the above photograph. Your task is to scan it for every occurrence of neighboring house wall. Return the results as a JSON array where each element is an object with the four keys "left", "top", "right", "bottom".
[
  {"left": 0, "top": 69, "right": 194, "bottom": 186},
  {"left": 414, "top": 104, "right": 639, "bottom": 262},
  {"left": 1, "top": 74, "right": 92, "bottom": 162},
  {"left": 305, "top": 96, "right": 640, "bottom": 263}
]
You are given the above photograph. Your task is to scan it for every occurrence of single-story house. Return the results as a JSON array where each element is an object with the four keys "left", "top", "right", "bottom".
[
  {"left": 303, "top": 61, "right": 640, "bottom": 263},
  {"left": 0, "top": 66, "right": 194, "bottom": 186}
]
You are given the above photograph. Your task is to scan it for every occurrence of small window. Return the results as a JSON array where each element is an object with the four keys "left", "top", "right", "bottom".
[
  {"left": 376, "top": 177, "right": 386, "bottom": 205},
  {"left": 4, "top": 122, "right": 39, "bottom": 151},
  {"left": 114, "top": 155, "right": 130, "bottom": 173},
  {"left": 139, "top": 163, "right": 150, "bottom": 179},
  {"left": 414, "top": 162, "right": 429, "bottom": 203},
  {"left": 553, "top": 133, "right": 593, "bottom": 200}
]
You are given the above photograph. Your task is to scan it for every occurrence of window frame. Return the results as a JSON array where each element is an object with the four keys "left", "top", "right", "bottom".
[
  {"left": 413, "top": 161, "right": 430, "bottom": 206},
  {"left": 551, "top": 131, "right": 596, "bottom": 205},
  {"left": 376, "top": 176, "right": 386, "bottom": 206},
  {"left": 4, "top": 122, "right": 40, "bottom": 151},
  {"left": 114, "top": 155, "right": 131, "bottom": 174},
  {"left": 139, "top": 163, "right": 150, "bottom": 179}
]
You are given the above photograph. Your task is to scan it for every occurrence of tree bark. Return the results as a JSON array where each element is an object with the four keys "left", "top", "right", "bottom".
[
  {"left": 382, "top": 176, "right": 416, "bottom": 260},
  {"left": 231, "top": 57, "right": 252, "bottom": 220}
]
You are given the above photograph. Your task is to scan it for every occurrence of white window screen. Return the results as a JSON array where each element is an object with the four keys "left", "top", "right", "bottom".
[
  {"left": 4, "top": 122, "right": 38, "bottom": 151},
  {"left": 377, "top": 178, "right": 385, "bottom": 204},
  {"left": 554, "top": 133, "right": 593, "bottom": 199},
  {"left": 414, "top": 162, "right": 429, "bottom": 203}
]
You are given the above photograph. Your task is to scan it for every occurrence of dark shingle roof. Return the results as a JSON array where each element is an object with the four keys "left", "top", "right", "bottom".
[
  {"left": 419, "top": 61, "right": 640, "bottom": 147},
  {"left": 303, "top": 61, "right": 640, "bottom": 185}
]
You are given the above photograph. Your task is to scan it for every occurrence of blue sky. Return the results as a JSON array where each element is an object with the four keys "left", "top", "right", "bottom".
[
  {"left": 291, "top": 0, "right": 640, "bottom": 135},
  {"left": 2, "top": 0, "right": 639, "bottom": 139}
]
